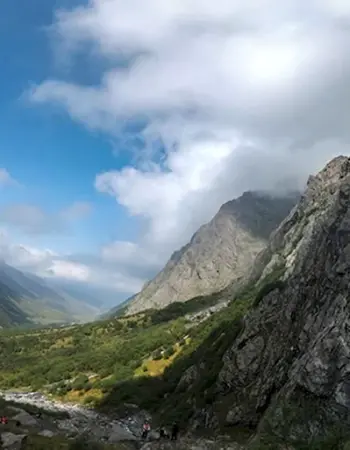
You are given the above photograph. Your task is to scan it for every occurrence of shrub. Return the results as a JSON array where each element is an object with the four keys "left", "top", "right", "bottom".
[
  {"left": 153, "top": 349, "right": 163, "bottom": 360},
  {"left": 83, "top": 382, "right": 92, "bottom": 392},
  {"left": 83, "top": 396, "right": 96, "bottom": 406},
  {"left": 163, "top": 346, "right": 175, "bottom": 359},
  {"left": 72, "top": 374, "right": 89, "bottom": 390}
]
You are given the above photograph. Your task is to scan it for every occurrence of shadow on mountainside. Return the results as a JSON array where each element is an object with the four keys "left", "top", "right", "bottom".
[
  {"left": 96, "top": 317, "right": 350, "bottom": 450},
  {"left": 96, "top": 266, "right": 288, "bottom": 434},
  {"left": 96, "top": 314, "right": 246, "bottom": 432},
  {"left": 219, "top": 192, "right": 299, "bottom": 241}
]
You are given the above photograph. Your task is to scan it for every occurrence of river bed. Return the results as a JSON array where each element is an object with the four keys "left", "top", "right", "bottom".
[{"left": 0, "top": 390, "right": 144, "bottom": 442}]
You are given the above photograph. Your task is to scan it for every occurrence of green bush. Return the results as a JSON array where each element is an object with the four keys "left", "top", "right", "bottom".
[
  {"left": 84, "top": 382, "right": 92, "bottom": 392},
  {"left": 83, "top": 396, "right": 96, "bottom": 406},
  {"left": 163, "top": 346, "right": 175, "bottom": 359},
  {"left": 153, "top": 349, "right": 163, "bottom": 360},
  {"left": 72, "top": 374, "right": 89, "bottom": 390}
]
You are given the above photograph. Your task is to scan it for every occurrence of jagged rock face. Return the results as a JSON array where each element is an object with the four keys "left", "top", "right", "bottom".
[
  {"left": 212, "top": 156, "right": 350, "bottom": 436},
  {"left": 127, "top": 192, "right": 298, "bottom": 315}
]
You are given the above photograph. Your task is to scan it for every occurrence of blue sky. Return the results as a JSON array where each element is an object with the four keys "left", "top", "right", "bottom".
[
  {"left": 0, "top": 0, "right": 349, "bottom": 307},
  {"left": 0, "top": 0, "right": 148, "bottom": 304},
  {"left": 0, "top": 0, "right": 135, "bottom": 252}
]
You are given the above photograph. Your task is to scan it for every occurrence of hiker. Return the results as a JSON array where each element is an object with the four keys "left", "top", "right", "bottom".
[
  {"left": 0, "top": 416, "right": 8, "bottom": 425},
  {"left": 171, "top": 422, "right": 179, "bottom": 440},
  {"left": 159, "top": 425, "right": 167, "bottom": 439},
  {"left": 141, "top": 421, "right": 151, "bottom": 439}
]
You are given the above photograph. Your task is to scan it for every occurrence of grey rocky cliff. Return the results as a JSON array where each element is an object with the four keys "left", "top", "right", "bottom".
[
  {"left": 127, "top": 192, "right": 297, "bottom": 315},
  {"left": 196, "top": 156, "right": 350, "bottom": 441}
]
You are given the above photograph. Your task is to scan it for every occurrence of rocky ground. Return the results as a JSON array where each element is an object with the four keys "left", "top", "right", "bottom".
[
  {"left": 0, "top": 391, "right": 145, "bottom": 449},
  {"left": 0, "top": 392, "right": 246, "bottom": 449}
]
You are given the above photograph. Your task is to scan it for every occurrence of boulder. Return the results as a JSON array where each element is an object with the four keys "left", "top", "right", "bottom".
[
  {"left": 148, "top": 430, "right": 160, "bottom": 441},
  {"left": 12, "top": 411, "right": 38, "bottom": 427},
  {"left": 1, "top": 432, "right": 26, "bottom": 448},
  {"left": 108, "top": 423, "right": 138, "bottom": 442},
  {"left": 38, "top": 430, "right": 55, "bottom": 438}
]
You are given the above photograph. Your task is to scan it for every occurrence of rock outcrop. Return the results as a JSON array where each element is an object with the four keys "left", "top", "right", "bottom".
[
  {"left": 194, "top": 156, "right": 350, "bottom": 442},
  {"left": 126, "top": 192, "right": 298, "bottom": 315}
]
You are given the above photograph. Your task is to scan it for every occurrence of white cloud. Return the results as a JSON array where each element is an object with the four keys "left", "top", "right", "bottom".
[
  {"left": 44, "top": 260, "right": 91, "bottom": 282},
  {"left": 28, "top": 0, "right": 350, "bottom": 282},
  {"left": 101, "top": 240, "right": 160, "bottom": 268},
  {"left": 0, "top": 168, "right": 19, "bottom": 187},
  {"left": 60, "top": 201, "right": 92, "bottom": 221},
  {"left": 95, "top": 136, "right": 243, "bottom": 249},
  {"left": 42, "top": 254, "right": 146, "bottom": 294},
  {"left": 0, "top": 204, "right": 62, "bottom": 235},
  {"left": 2, "top": 244, "right": 57, "bottom": 271},
  {"left": 0, "top": 202, "right": 92, "bottom": 235},
  {"left": 0, "top": 231, "right": 145, "bottom": 301}
]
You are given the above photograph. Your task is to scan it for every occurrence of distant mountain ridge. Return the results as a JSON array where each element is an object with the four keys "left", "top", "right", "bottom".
[
  {"left": 126, "top": 191, "right": 299, "bottom": 315},
  {"left": 100, "top": 294, "right": 137, "bottom": 320},
  {"left": 0, "top": 261, "right": 99, "bottom": 327}
]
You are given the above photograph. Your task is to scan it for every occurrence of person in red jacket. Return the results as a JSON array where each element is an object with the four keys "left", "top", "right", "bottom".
[{"left": 141, "top": 421, "right": 151, "bottom": 439}]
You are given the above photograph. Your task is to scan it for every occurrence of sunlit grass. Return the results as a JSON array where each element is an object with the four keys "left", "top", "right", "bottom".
[{"left": 134, "top": 338, "right": 191, "bottom": 377}]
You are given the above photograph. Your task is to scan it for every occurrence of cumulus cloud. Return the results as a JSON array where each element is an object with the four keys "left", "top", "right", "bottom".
[
  {"left": 29, "top": 0, "right": 350, "bottom": 277},
  {"left": 0, "top": 201, "right": 92, "bottom": 235},
  {"left": 45, "top": 260, "right": 91, "bottom": 282}
]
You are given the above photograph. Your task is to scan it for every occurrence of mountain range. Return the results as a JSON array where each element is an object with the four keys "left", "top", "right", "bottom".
[
  {"left": 0, "top": 261, "right": 100, "bottom": 327},
  {"left": 2, "top": 156, "right": 350, "bottom": 448}
]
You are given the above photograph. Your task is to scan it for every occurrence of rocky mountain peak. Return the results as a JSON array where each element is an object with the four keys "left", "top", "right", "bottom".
[
  {"left": 125, "top": 191, "right": 298, "bottom": 315},
  {"left": 307, "top": 155, "right": 350, "bottom": 188},
  {"left": 302, "top": 155, "right": 350, "bottom": 206}
]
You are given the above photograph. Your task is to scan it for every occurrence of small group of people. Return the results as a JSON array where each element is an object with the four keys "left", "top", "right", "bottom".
[
  {"left": 161, "top": 422, "right": 179, "bottom": 441},
  {"left": 141, "top": 420, "right": 179, "bottom": 441}
]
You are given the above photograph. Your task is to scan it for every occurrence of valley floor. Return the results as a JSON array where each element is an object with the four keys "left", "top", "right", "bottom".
[{"left": 0, "top": 391, "right": 248, "bottom": 450}]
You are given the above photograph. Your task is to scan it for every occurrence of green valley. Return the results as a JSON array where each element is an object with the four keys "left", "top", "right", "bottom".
[{"left": 0, "top": 286, "right": 255, "bottom": 420}]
